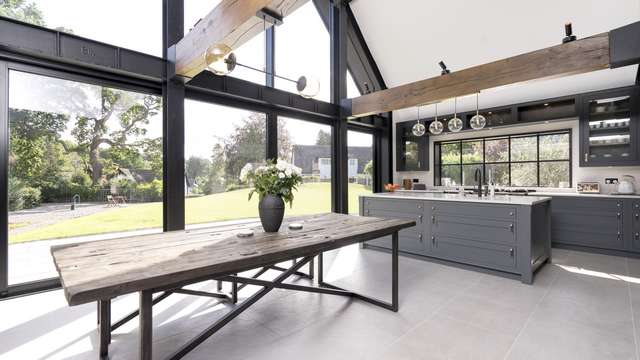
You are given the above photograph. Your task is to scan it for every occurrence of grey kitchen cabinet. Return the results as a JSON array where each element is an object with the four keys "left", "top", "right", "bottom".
[
  {"left": 430, "top": 202, "right": 517, "bottom": 273},
  {"left": 550, "top": 196, "right": 625, "bottom": 250},
  {"left": 632, "top": 201, "right": 640, "bottom": 251},
  {"left": 361, "top": 198, "right": 426, "bottom": 255},
  {"left": 396, "top": 122, "right": 429, "bottom": 171},
  {"left": 360, "top": 196, "right": 551, "bottom": 284},
  {"left": 580, "top": 86, "right": 640, "bottom": 167}
]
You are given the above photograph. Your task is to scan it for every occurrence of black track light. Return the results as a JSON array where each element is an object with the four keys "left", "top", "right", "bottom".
[
  {"left": 439, "top": 61, "right": 450, "bottom": 75},
  {"left": 563, "top": 22, "right": 577, "bottom": 44}
]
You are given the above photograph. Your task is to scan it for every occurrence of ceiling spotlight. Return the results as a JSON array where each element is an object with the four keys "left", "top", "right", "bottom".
[
  {"left": 563, "top": 22, "right": 577, "bottom": 43},
  {"left": 439, "top": 61, "right": 450, "bottom": 75}
]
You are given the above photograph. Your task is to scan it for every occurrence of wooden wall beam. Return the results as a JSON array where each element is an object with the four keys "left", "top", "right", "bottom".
[
  {"left": 348, "top": 32, "right": 611, "bottom": 118},
  {"left": 175, "top": 0, "right": 307, "bottom": 79}
]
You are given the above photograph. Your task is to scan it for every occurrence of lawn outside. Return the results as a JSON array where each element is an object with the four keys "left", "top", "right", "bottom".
[{"left": 9, "top": 183, "right": 371, "bottom": 244}]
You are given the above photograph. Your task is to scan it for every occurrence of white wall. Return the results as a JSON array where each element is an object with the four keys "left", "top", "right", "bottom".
[{"left": 393, "top": 117, "right": 640, "bottom": 193}]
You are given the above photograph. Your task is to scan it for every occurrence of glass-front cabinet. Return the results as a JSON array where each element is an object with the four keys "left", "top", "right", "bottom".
[
  {"left": 396, "top": 122, "right": 429, "bottom": 171},
  {"left": 580, "top": 87, "right": 640, "bottom": 167}
]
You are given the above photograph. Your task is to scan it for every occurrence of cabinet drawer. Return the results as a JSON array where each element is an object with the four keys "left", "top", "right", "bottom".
[
  {"left": 432, "top": 215, "right": 515, "bottom": 245},
  {"left": 551, "top": 211, "right": 621, "bottom": 233},
  {"left": 431, "top": 202, "right": 515, "bottom": 220},
  {"left": 551, "top": 196, "right": 623, "bottom": 213},
  {"left": 431, "top": 235, "right": 517, "bottom": 272},
  {"left": 365, "top": 233, "right": 425, "bottom": 255},
  {"left": 363, "top": 198, "right": 424, "bottom": 214},
  {"left": 365, "top": 209, "right": 422, "bottom": 236},
  {"left": 552, "top": 228, "right": 624, "bottom": 250}
]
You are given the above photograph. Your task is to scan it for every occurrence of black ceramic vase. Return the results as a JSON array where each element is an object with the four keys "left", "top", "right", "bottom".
[{"left": 258, "top": 194, "right": 285, "bottom": 232}]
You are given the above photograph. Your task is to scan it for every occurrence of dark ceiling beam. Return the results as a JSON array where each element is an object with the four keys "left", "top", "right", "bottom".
[{"left": 186, "top": 71, "right": 339, "bottom": 121}]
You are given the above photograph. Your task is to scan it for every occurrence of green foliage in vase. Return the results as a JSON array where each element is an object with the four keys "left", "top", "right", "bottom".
[{"left": 242, "top": 160, "right": 303, "bottom": 207}]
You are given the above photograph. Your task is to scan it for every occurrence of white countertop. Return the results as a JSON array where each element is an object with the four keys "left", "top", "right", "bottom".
[
  {"left": 533, "top": 192, "right": 640, "bottom": 199},
  {"left": 361, "top": 192, "right": 551, "bottom": 206}
]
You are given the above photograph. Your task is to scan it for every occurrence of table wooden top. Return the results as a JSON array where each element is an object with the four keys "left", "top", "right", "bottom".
[{"left": 51, "top": 213, "right": 415, "bottom": 306}]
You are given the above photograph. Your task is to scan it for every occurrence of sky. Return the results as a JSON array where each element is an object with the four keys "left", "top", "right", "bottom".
[{"left": 22, "top": 0, "right": 369, "bottom": 159}]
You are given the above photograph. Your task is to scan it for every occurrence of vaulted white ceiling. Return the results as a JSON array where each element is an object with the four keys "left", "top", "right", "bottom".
[{"left": 350, "top": 0, "right": 640, "bottom": 120}]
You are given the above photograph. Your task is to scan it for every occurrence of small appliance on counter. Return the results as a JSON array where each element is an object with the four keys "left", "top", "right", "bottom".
[
  {"left": 616, "top": 175, "right": 636, "bottom": 194},
  {"left": 412, "top": 183, "right": 427, "bottom": 190}
]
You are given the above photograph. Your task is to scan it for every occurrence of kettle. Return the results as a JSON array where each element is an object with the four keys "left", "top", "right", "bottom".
[{"left": 618, "top": 175, "right": 636, "bottom": 194}]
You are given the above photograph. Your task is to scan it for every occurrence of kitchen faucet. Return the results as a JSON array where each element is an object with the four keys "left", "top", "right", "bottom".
[{"left": 474, "top": 168, "right": 482, "bottom": 198}]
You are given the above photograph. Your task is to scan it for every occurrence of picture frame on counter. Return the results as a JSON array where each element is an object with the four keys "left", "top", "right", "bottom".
[{"left": 577, "top": 182, "right": 601, "bottom": 193}]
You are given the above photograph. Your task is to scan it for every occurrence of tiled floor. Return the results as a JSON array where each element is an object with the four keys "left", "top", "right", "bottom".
[{"left": 1, "top": 246, "right": 640, "bottom": 360}]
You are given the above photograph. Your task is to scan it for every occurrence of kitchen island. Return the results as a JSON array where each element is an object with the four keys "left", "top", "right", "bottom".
[{"left": 360, "top": 192, "right": 552, "bottom": 284}]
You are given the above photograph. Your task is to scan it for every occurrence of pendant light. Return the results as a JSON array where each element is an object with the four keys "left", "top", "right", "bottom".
[
  {"left": 205, "top": 44, "right": 236, "bottom": 76},
  {"left": 412, "top": 104, "right": 426, "bottom": 136},
  {"left": 448, "top": 97, "right": 463, "bottom": 132},
  {"left": 429, "top": 103, "right": 444, "bottom": 135},
  {"left": 470, "top": 92, "right": 486, "bottom": 130},
  {"left": 203, "top": 15, "right": 321, "bottom": 99}
]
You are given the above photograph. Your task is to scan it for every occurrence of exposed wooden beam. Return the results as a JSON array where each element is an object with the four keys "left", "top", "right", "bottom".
[
  {"left": 348, "top": 32, "right": 611, "bottom": 118},
  {"left": 175, "top": 0, "right": 307, "bottom": 79}
]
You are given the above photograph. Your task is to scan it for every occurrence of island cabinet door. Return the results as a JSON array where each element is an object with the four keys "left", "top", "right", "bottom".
[
  {"left": 429, "top": 202, "right": 517, "bottom": 273},
  {"left": 361, "top": 199, "right": 426, "bottom": 255},
  {"left": 551, "top": 197, "right": 625, "bottom": 251},
  {"left": 364, "top": 209, "right": 426, "bottom": 255}
]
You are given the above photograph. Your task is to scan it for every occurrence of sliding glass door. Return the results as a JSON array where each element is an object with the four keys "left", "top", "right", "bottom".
[
  {"left": 278, "top": 116, "right": 333, "bottom": 215},
  {"left": 347, "top": 130, "right": 374, "bottom": 214},
  {"left": 5, "top": 65, "right": 162, "bottom": 285}
]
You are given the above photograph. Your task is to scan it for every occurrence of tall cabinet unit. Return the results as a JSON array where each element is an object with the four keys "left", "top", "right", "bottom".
[
  {"left": 580, "top": 86, "right": 640, "bottom": 167},
  {"left": 396, "top": 122, "right": 429, "bottom": 171}
]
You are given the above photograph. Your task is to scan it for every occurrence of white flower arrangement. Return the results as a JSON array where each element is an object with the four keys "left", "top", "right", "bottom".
[{"left": 243, "top": 159, "right": 303, "bottom": 206}]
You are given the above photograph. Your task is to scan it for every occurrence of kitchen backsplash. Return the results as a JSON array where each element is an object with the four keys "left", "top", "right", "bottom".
[{"left": 393, "top": 118, "right": 640, "bottom": 193}]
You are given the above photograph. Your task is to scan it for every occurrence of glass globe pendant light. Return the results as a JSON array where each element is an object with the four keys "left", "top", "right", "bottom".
[
  {"left": 448, "top": 97, "right": 463, "bottom": 132},
  {"left": 296, "top": 76, "right": 321, "bottom": 99},
  {"left": 205, "top": 44, "right": 237, "bottom": 76},
  {"left": 429, "top": 103, "right": 444, "bottom": 135},
  {"left": 470, "top": 92, "right": 486, "bottom": 130},
  {"left": 412, "top": 104, "right": 426, "bottom": 136},
  {"left": 202, "top": 16, "right": 321, "bottom": 99}
]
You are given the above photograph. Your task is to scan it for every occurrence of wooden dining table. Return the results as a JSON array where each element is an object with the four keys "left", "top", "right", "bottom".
[{"left": 51, "top": 213, "right": 415, "bottom": 360}]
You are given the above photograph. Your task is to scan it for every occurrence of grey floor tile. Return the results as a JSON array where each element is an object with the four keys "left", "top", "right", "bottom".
[
  {"left": 376, "top": 312, "right": 516, "bottom": 360},
  {"left": 506, "top": 313, "right": 636, "bottom": 360},
  {"left": 1, "top": 248, "right": 637, "bottom": 360}
]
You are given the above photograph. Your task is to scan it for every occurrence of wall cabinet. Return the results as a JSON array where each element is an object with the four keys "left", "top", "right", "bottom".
[
  {"left": 580, "top": 86, "right": 640, "bottom": 167},
  {"left": 396, "top": 122, "right": 429, "bottom": 172}
]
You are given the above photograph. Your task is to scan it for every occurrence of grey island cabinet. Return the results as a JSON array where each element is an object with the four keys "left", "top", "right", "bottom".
[{"left": 359, "top": 193, "right": 552, "bottom": 284}]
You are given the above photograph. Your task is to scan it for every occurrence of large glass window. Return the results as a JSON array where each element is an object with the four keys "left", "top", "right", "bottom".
[
  {"left": 278, "top": 117, "right": 333, "bottom": 214},
  {"left": 347, "top": 130, "right": 373, "bottom": 214},
  {"left": 184, "top": 100, "right": 266, "bottom": 226},
  {"left": 1, "top": 0, "right": 162, "bottom": 56},
  {"left": 435, "top": 131, "right": 571, "bottom": 188},
  {"left": 276, "top": 2, "right": 330, "bottom": 101},
  {"left": 8, "top": 70, "right": 163, "bottom": 284}
]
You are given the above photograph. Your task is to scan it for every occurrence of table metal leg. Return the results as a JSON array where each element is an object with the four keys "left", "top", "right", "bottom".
[
  {"left": 166, "top": 257, "right": 313, "bottom": 360},
  {"left": 231, "top": 273, "right": 238, "bottom": 304},
  {"left": 309, "top": 256, "right": 315, "bottom": 280},
  {"left": 98, "top": 299, "right": 111, "bottom": 359},
  {"left": 139, "top": 290, "right": 153, "bottom": 360},
  {"left": 317, "top": 231, "right": 399, "bottom": 312}
]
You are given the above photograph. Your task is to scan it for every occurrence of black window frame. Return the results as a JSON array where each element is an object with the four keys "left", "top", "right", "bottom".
[{"left": 434, "top": 129, "right": 572, "bottom": 188}]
